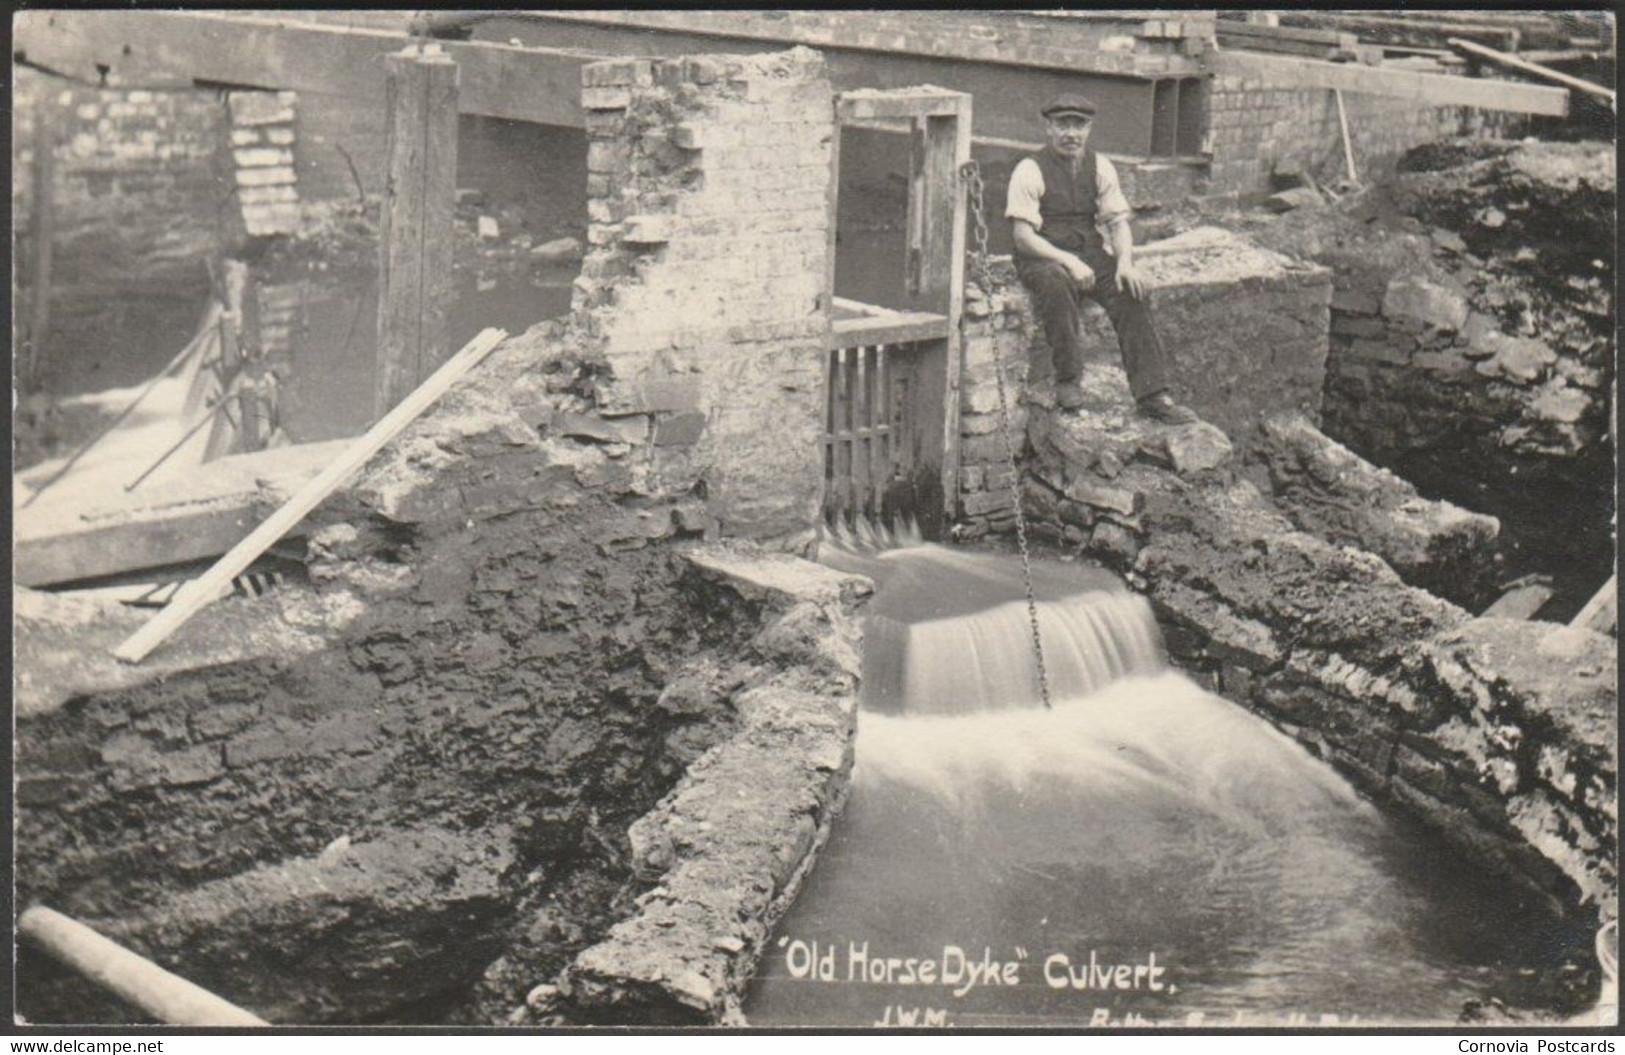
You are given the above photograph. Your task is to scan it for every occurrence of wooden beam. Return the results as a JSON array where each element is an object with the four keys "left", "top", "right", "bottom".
[
  {"left": 14, "top": 10, "right": 599, "bottom": 126},
  {"left": 1448, "top": 38, "right": 1616, "bottom": 104},
  {"left": 839, "top": 90, "right": 964, "bottom": 122},
  {"left": 1204, "top": 50, "right": 1569, "bottom": 116},
  {"left": 1572, "top": 575, "right": 1618, "bottom": 634},
  {"left": 376, "top": 45, "right": 460, "bottom": 418},
  {"left": 1272, "top": 11, "right": 1523, "bottom": 53},
  {"left": 114, "top": 328, "right": 507, "bottom": 664},
  {"left": 500, "top": 10, "right": 1200, "bottom": 79},
  {"left": 20, "top": 905, "right": 268, "bottom": 1027},
  {"left": 831, "top": 313, "right": 951, "bottom": 349},
  {"left": 1482, "top": 577, "right": 1556, "bottom": 621}
]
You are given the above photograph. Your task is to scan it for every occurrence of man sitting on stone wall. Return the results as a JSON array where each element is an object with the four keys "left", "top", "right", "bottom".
[{"left": 1008, "top": 93, "right": 1198, "bottom": 423}]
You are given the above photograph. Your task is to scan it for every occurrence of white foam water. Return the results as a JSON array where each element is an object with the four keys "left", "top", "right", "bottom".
[{"left": 745, "top": 533, "right": 1579, "bottom": 1027}]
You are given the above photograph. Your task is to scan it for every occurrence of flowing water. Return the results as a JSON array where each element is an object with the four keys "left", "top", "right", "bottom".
[{"left": 744, "top": 537, "right": 1579, "bottom": 1028}]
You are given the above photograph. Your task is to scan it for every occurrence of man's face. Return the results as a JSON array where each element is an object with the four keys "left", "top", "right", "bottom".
[{"left": 1046, "top": 114, "right": 1093, "bottom": 158}]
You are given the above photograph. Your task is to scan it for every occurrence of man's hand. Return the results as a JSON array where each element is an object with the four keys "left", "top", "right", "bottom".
[
  {"left": 1061, "top": 255, "right": 1096, "bottom": 291},
  {"left": 1115, "top": 261, "right": 1149, "bottom": 300}
]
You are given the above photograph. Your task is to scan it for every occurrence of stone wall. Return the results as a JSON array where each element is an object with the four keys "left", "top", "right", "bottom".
[
  {"left": 14, "top": 318, "right": 864, "bottom": 1026},
  {"left": 955, "top": 228, "right": 1332, "bottom": 537},
  {"left": 1242, "top": 140, "right": 1615, "bottom": 617},
  {"left": 569, "top": 48, "right": 833, "bottom": 541},
  {"left": 1015, "top": 382, "right": 1617, "bottom": 926}
]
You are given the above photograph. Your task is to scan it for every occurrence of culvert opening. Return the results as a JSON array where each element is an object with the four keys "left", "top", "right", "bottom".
[{"left": 745, "top": 533, "right": 1600, "bottom": 1027}]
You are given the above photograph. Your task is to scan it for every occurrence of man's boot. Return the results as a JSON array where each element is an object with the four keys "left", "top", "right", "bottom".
[
  {"left": 1055, "top": 379, "right": 1086, "bottom": 410},
  {"left": 1137, "top": 391, "right": 1198, "bottom": 425}
]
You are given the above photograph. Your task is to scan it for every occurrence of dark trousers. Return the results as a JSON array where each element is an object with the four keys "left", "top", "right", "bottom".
[{"left": 1016, "top": 249, "right": 1174, "bottom": 401}]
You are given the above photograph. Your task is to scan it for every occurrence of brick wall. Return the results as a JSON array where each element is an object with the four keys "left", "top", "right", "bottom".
[
  {"left": 13, "top": 67, "right": 228, "bottom": 302},
  {"left": 228, "top": 91, "right": 300, "bottom": 236},
  {"left": 569, "top": 47, "right": 834, "bottom": 540},
  {"left": 1202, "top": 75, "right": 1510, "bottom": 198}
]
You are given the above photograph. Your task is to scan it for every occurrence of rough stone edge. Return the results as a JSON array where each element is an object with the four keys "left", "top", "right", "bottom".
[{"left": 557, "top": 540, "right": 869, "bottom": 1024}]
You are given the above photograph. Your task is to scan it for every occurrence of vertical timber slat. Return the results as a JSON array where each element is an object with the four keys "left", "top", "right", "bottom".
[
  {"left": 376, "top": 45, "right": 459, "bottom": 420},
  {"left": 854, "top": 345, "right": 870, "bottom": 519},
  {"left": 930, "top": 99, "right": 971, "bottom": 533}
]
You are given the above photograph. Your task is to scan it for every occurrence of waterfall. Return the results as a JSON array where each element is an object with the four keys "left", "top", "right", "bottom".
[{"left": 748, "top": 525, "right": 1574, "bottom": 1027}]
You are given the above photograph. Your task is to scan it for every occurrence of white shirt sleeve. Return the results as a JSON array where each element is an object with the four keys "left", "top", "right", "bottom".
[
  {"left": 1004, "top": 158, "right": 1045, "bottom": 230},
  {"left": 1095, "top": 154, "right": 1133, "bottom": 227}
]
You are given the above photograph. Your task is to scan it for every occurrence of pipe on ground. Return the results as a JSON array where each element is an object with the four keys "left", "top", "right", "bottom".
[{"left": 19, "top": 905, "right": 269, "bottom": 1027}]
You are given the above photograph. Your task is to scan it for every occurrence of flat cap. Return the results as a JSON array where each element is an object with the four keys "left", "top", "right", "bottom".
[{"left": 1041, "top": 93, "right": 1097, "bottom": 120}]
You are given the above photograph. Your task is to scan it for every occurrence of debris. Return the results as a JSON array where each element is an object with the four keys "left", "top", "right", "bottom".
[
  {"left": 1266, "top": 186, "right": 1326, "bottom": 213},
  {"left": 531, "top": 236, "right": 585, "bottom": 264},
  {"left": 477, "top": 215, "right": 501, "bottom": 240}
]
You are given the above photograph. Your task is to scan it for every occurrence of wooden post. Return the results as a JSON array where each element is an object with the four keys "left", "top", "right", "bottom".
[
  {"left": 376, "top": 44, "right": 459, "bottom": 419},
  {"left": 1334, "top": 89, "right": 1359, "bottom": 186},
  {"left": 20, "top": 905, "right": 268, "bottom": 1026},
  {"left": 23, "top": 88, "right": 57, "bottom": 390},
  {"left": 921, "top": 99, "right": 970, "bottom": 533}
]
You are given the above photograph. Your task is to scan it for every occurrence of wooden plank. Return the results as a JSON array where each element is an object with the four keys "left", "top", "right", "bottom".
[
  {"left": 935, "top": 103, "right": 971, "bottom": 530},
  {"left": 20, "top": 905, "right": 268, "bottom": 1026},
  {"left": 1572, "top": 575, "right": 1618, "bottom": 634},
  {"left": 831, "top": 349, "right": 852, "bottom": 524},
  {"left": 376, "top": 46, "right": 460, "bottom": 418},
  {"left": 1448, "top": 38, "right": 1616, "bottom": 104},
  {"left": 839, "top": 90, "right": 963, "bottom": 121},
  {"left": 904, "top": 117, "right": 928, "bottom": 299},
  {"left": 822, "top": 348, "right": 838, "bottom": 524},
  {"left": 1272, "top": 11, "right": 1522, "bottom": 53},
  {"left": 831, "top": 296, "right": 902, "bottom": 319},
  {"left": 1214, "top": 18, "right": 1355, "bottom": 48},
  {"left": 113, "top": 328, "right": 506, "bottom": 664},
  {"left": 884, "top": 341, "right": 897, "bottom": 516},
  {"left": 1334, "top": 89, "right": 1359, "bottom": 185},
  {"left": 831, "top": 313, "right": 951, "bottom": 348},
  {"left": 1204, "top": 50, "right": 1569, "bottom": 116},
  {"left": 1482, "top": 579, "right": 1556, "bottom": 621},
  {"left": 865, "top": 344, "right": 884, "bottom": 515},
  {"left": 851, "top": 341, "right": 864, "bottom": 513},
  {"left": 14, "top": 10, "right": 597, "bottom": 127}
]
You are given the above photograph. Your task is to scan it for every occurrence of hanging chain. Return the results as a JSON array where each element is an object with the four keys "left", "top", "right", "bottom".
[{"left": 960, "top": 160, "right": 1052, "bottom": 710}]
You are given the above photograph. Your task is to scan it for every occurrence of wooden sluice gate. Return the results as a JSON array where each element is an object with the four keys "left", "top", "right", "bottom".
[{"left": 821, "top": 89, "right": 969, "bottom": 538}]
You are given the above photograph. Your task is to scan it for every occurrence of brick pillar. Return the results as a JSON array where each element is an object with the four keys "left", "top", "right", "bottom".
[{"left": 570, "top": 48, "right": 835, "bottom": 540}]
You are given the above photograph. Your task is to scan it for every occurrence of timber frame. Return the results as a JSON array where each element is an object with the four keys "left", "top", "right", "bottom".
[{"left": 823, "top": 89, "right": 970, "bottom": 538}]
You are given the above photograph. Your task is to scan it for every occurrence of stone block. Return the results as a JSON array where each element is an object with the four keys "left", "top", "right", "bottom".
[
  {"left": 1381, "top": 275, "right": 1468, "bottom": 333},
  {"left": 1063, "top": 479, "right": 1141, "bottom": 517},
  {"left": 234, "top": 147, "right": 294, "bottom": 168},
  {"left": 654, "top": 412, "right": 708, "bottom": 447},
  {"left": 556, "top": 412, "right": 650, "bottom": 445},
  {"left": 236, "top": 166, "right": 297, "bottom": 188},
  {"left": 622, "top": 214, "right": 678, "bottom": 245},
  {"left": 581, "top": 87, "right": 634, "bottom": 111},
  {"left": 1162, "top": 423, "right": 1234, "bottom": 476},
  {"left": 228, "top": 91, "right": 295, "bottom": 126}
]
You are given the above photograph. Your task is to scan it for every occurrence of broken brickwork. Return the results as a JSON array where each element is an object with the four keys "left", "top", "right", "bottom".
[{"left": 570, "top": 47, "right": 834, "bottom": 540}]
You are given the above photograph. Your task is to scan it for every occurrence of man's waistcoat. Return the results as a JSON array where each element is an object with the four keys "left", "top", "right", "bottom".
[{"left": 1029, "top": 145, "right": 1101, "bottom": 255}]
